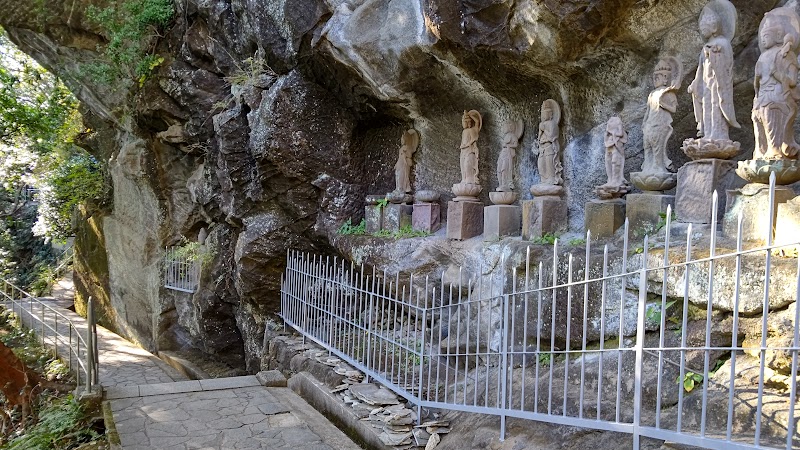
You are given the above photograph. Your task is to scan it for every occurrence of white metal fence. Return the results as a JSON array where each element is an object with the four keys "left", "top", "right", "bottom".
[
  {"left": 0, "top": 279, "right": 99, "bottom": 393},
  {"left": 164, "top": 246, "right": 200, "bottom": 293},
  {"left": 280, "top": 175, "right": 800, "bottom": 449}
]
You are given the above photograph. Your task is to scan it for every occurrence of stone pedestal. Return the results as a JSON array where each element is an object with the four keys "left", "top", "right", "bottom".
[
  {"left": 627, "top": 193, "right": 674, "bottom": 232},
  {"left": 775, "top": 197, "right": 800, "bottom": 256},
  {"left": 723, "top": 184, "right": 795, "bottom": 243},
  {"left": 383, "top": 204, "right": 413, "bottom": 232},
  {"left": 412, "top": 203, "right": 440, "bottom": 233},
  {"left": 365, "top": 205, "right": 383, "bottom": 234},
  {"left": 675, "top": 159, "right": 743, "bottom": 224},
  {"left": 522, "top": 197, "right": 568, "bottom": 240},
  {"left": 585, "top": 199, "right": 626, "bottom": 238},
  {"left": 447, "top": 201, "right": 484, "bottom": 240},
  {"left": 484, "top": 205, "right": 521, "bottom": 240}
]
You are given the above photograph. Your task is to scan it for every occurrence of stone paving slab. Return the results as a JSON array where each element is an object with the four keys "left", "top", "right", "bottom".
[{"left": 110, "top": 385, "right": 361, "bottom": 450}]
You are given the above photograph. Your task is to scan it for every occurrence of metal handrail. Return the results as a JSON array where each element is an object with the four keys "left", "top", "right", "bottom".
[{"left": 0, "top": 278, "right": 98, "bottom": 393}]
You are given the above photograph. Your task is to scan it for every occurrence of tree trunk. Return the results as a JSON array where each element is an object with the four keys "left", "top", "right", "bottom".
[{"left": 0, "top": 340, "right": 40, "bottom": 418}]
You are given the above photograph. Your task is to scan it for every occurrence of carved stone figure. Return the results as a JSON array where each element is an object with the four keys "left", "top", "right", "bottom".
[
  {"left": 737, "top": 6, "right": 800, "bottom": 185},
  {"left": 683, "top": 0, "right": 742, "bottom": 160},
  {"left": 597, "top": 117, "right": 630, "bottom": 199},
  {"left": 632, "top": 58, "right": 682, "bottom": 192},
  {"left": 460, "top": 110, "right": 482, "bottom": 184},
  {"left": 393, "top": 129, "right": 419, "bottom": 193},
  {"left": 752, "top": 8, "right": 800, "bottom": 160},
  {"left": 452, "top": 110, "right": 483, "bottom": 201},
  {"left": 497, "top": 119, "right": 524, "bottom": 192},
  {"left": 530, "top": 100, "right": 563, "bottom": 197}
]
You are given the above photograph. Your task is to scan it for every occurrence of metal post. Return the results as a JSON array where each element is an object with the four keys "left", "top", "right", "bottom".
[
  {"left": 633, "top": 237, "right": 648, "bottom": 449},
  {"left": 86, "top": 296, "right": 95, "bottom": 393}
]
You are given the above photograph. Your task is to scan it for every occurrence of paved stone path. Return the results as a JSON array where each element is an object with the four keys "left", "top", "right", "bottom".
[
  {"left": 108, "top": 377, "right": 360, "bottom": 450},
  {"left": 2, "top": 275, "right": 361, "bottom": 450}
]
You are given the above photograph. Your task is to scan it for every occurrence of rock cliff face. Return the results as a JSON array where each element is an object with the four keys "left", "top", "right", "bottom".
[{"left": 0, "top": 0, "right": 789, "bottom": 371}]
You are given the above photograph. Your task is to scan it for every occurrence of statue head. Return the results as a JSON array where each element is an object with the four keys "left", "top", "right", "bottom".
[
  {"left": 653, "top": 60, "right": 672, "bottom": 88},
  {"left": 699, "top": 8, "right": 721, "bottom": 38},
  {"left": 653, "top": 56, "right": 683, "bottom": 89},
  {"left": 540, "top": 99, "right": 561, "bottom": 125},
  {"left": 698, "top": 0, "right": 737, "bottom": 41},
  {"left": 759, "top": 8, "right": 800, "bottom": 54},
  {"left": 462, "top": 111, "right": 473, "bottom": 128}
]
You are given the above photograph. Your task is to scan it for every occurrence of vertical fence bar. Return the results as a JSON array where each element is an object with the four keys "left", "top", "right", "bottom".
[
  {"left": 677, "top": 223, "right": 692, "bottom": 433},
  {"left": 655, "top": 205, "right": 672, "bottom": 429},
  {"left": 86, "top": 296, "right": 95, "bottom": 393},
  {"left": 580, "top": 232, "right": 591, "bottom": 419},
  {"left": 755, "top": 174, "right": 777, "bottom": 446},
  {"left": 727, "top": 211, "right": 744, "bottom": 441},
  {"left": 633, "top": 236, "right": 648, "bottom": 450},
  {"left": 787, "top": 255, "right": 800, "bottom": 449},
  {"left": 700, "top": 191, "right": 719, "bottom": 438},
  {"left": 616, "top": 219, "right": 629, "bottom": 422}
]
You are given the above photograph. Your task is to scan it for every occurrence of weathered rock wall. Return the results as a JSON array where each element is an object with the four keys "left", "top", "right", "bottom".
[{"left": 0, "top": 0, "right": 794, "bottom": 371}]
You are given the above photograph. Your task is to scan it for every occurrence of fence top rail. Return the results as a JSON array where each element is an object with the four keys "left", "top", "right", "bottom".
[
  {"left": 0, "top": 278, "right": 90, "bottom": 347},
  {"left": 287, "top": 235, "right": 800, "bottom": 303}
]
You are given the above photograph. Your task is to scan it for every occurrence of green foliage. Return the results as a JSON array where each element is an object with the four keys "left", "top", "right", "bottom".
[
  {"left": 645, "top": 300, "right": 676, "bottom": 324},
  {"left": 225, "top": 57, "right": 275, "bottom": 87},
  {"left": 85, "top": 0, "right": 174, "bottom": 85},
  {"left": 537, "top": 352, "right": 552, "bottom": 366},
  {"left": 679, "top": 372, "right": 704, "bottom": 393},
  {"left": 173, "top": 238, "right": 215, "bottom": 268},
  {"left": 372, "top": 225, "right": 430, "bottom": 239},
  {"left": 33, "top": 154, "right": 106, "bottom": 240},
  {"left": 568, "top": 238, "right": 586, "bottom": 246},
  {"left": 338, "top": 219, "right": 366, "bottom": 236},
  {"left": 375, "top": 198, "right": 389, "bottom": 210},
  {"left": 532, "top": 233, "right": 559, "bottom": 245},
  {"left": 5, "top": 395, "right": 100, "bottom": 449}
]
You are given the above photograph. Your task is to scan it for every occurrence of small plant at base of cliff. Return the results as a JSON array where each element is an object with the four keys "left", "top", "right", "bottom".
[
  {"left": 375, "top": 197, "right": 388, "bottom": 211},
  {"left": 568, "top": 238, "right": 586, "bottom": 246},
  {"left": 531, "top": 233, "right": 559, "bottom": 245},
  {"left": 173, "top": 238, "right": 215, "bottom": 269},
  {"left": 338, "top": 219, "right": 366, "bottom": 236},
  {"left": 85, "top": 0, "right": 174, "bottom": 85},
  {"left": 372, "top": 225, "right": 430, "bottom": 239}
]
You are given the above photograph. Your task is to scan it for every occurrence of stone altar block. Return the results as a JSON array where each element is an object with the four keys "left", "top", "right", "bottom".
[
  {"left": 627, "top": 193, "right": 674, "bottom": 232},
  {"left": 365, "top": 205, "right": 383, "bottom": 234},
  {"left": 522, "top": 197, "right": 568, "bottom": 240},
  {"left": 383, "top": 204, "right": 413, "bottom": 232},
  {"left": 676, "top": 159, "right": 743, "bottom": 224},
  {"left": 447, "top": 201, "right": 484, "bottom": 240},
  {"left": 484, "top": 205, "right": 521, "bottom": 240},
  {"left": 585, "top": 199, "right": 626, "bottom": 238},
  {"left": 775, "top": 197, "right": 800, "bottom": 256},
  {"left": 412, "top": 203, "right": 440, "bottom": 233},
  {"left": 724, "top": 184, "right": 795, "bottom": 243}
]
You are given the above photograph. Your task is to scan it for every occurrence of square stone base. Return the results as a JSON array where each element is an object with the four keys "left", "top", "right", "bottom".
[
  {"left": 484, "top": 205, "right": 521, "bottom": 240},
  {"left": 585, "top": 199, "right": 626, "bottom": 238},
  {"left": 522, "top": 197, "right": 568, "bottom": 240},
  {"left": 723, "top": 184, "right": 795, "bottom": 243},
  {"left": 627, "top": 193, "right": 674, "bottom": 232},
  {"left": 384, "top": 204, "right": 413, "bottom": 232},
  {"left": 775, "top": 197, "right": 800, "bottom": 255},
  {"left": 676, "top": 159, "right": 743, "bottom": 224},
  {"left": 447, "top": 201, "right": 484, "bottom": 240},
  {"left": 412, "top": 203, "right": 440, "bottom": 233},
  {"left": 365, "top": 205, "right": 383, "bottom": 234}
]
